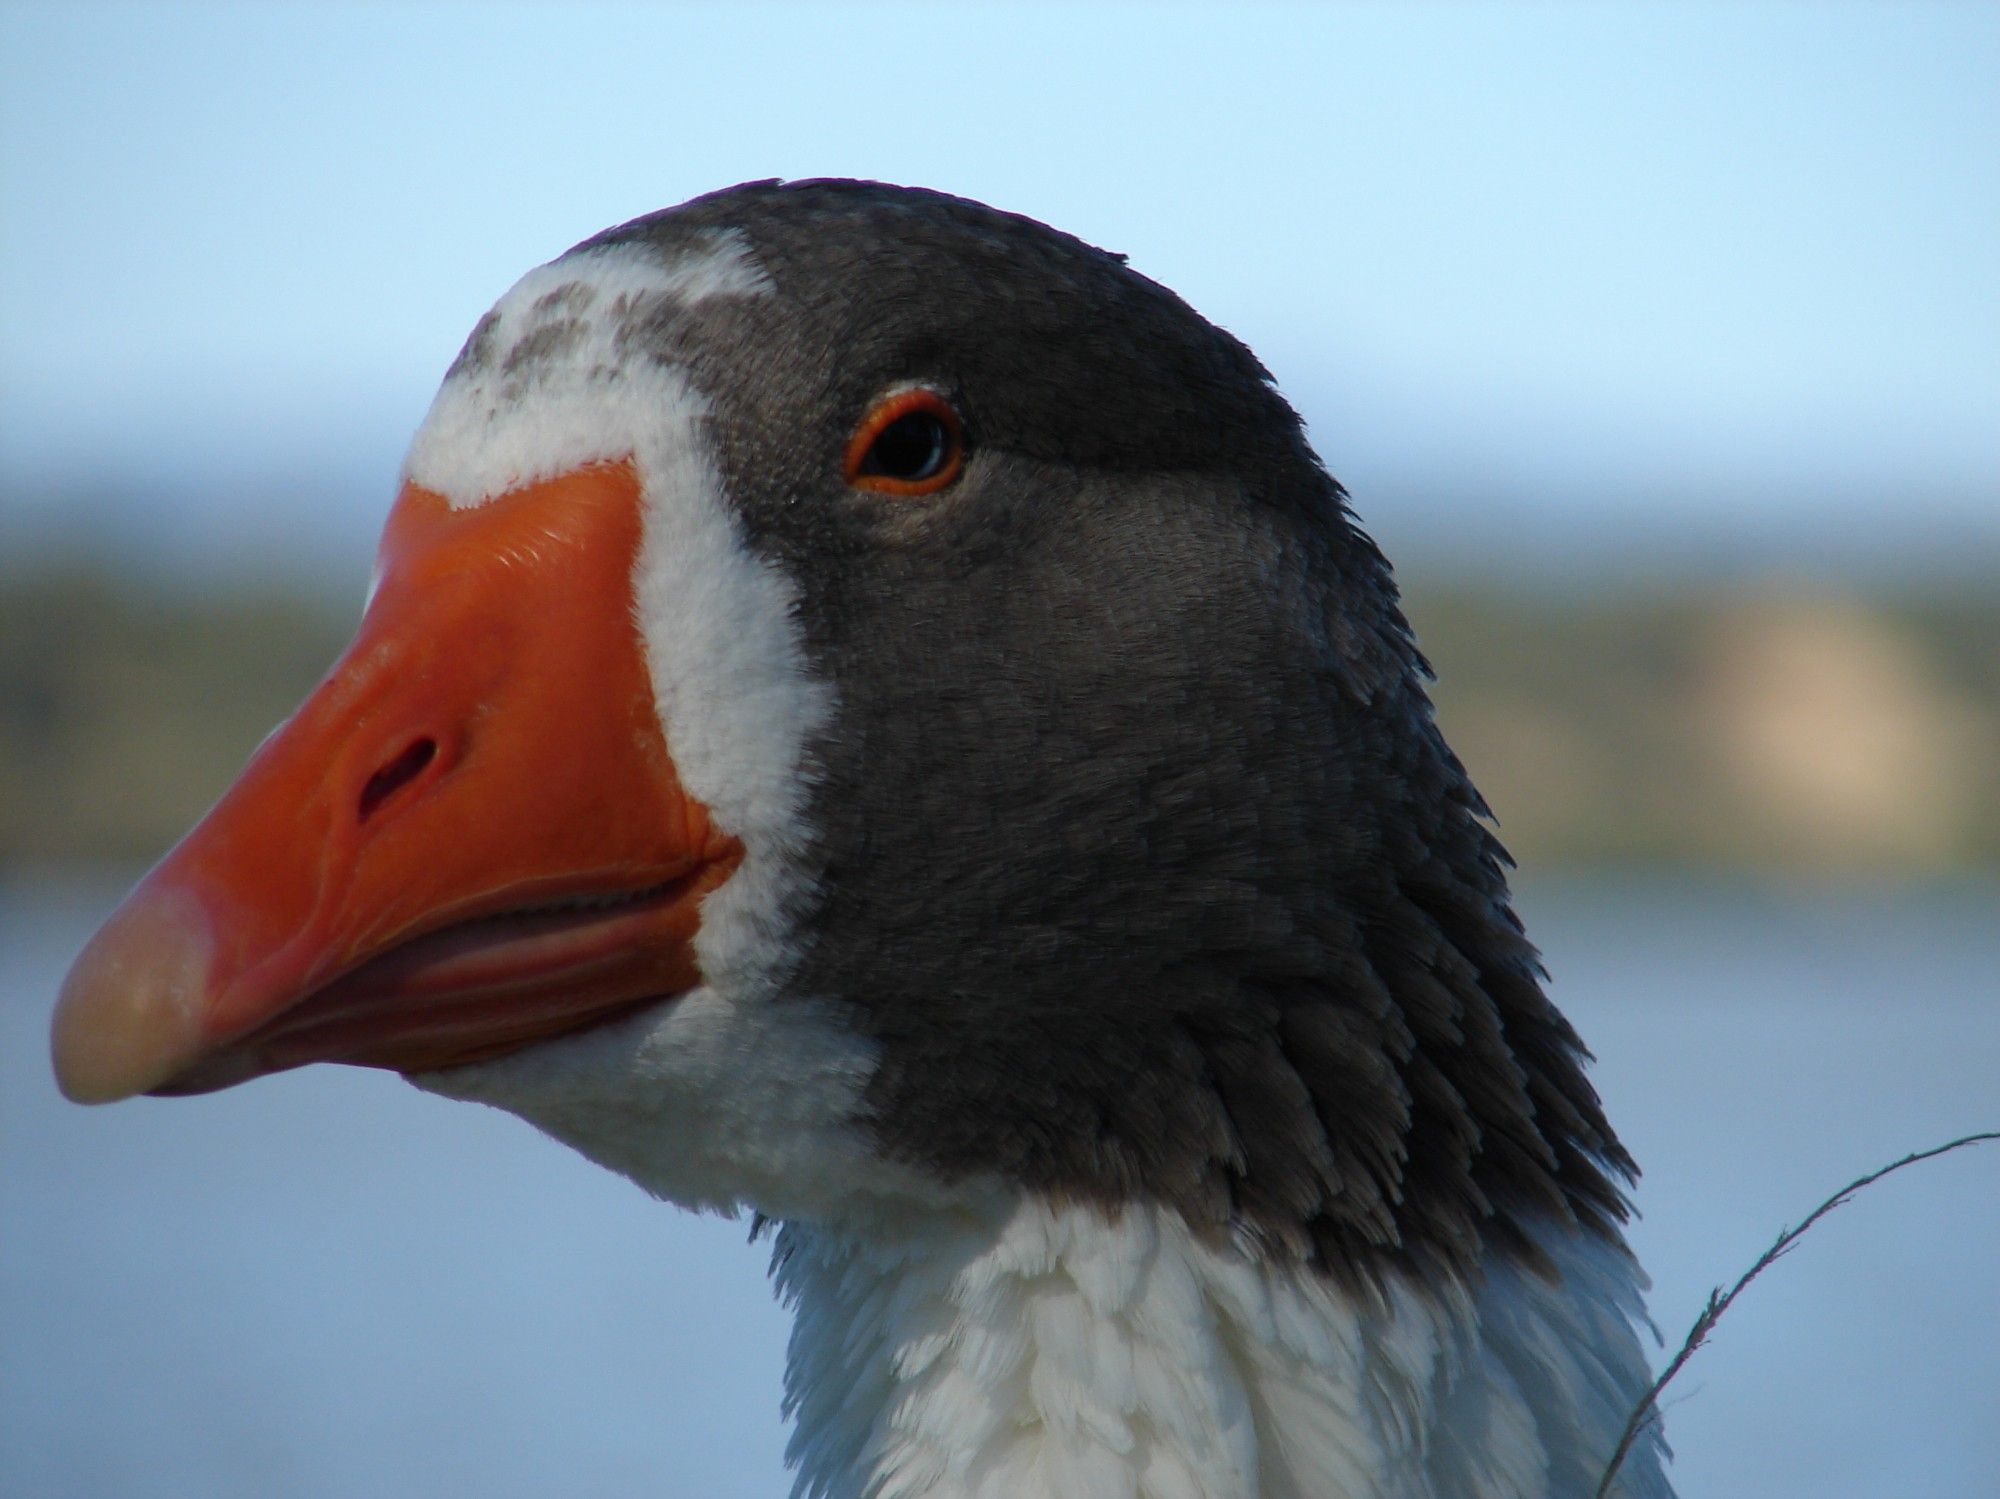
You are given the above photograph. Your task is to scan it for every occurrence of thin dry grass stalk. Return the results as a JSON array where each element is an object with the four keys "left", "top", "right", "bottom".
[{"left": 1594, "top": 1130, "right": 2000, "bottom": 1499}]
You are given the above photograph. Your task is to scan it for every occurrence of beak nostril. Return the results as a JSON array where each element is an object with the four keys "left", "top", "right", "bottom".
[{"left": 358, "top": 738, "right": 438, "bottom": 823}]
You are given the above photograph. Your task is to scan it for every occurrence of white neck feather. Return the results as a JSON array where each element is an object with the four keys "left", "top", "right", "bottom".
[{"left": 772, "top": 1199, "right": 1671, "bottom": 1499}]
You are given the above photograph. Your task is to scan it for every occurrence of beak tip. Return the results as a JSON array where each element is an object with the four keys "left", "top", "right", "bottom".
[{"left": 51, "top": 885, "right": 216, "bottom": 1104}]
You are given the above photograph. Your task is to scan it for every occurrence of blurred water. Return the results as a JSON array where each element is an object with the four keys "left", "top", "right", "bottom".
[{"left": 3, "top": 871, "right": 1995, "bottom": 1498}]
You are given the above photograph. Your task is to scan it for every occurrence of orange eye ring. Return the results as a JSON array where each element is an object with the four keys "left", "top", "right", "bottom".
[{"left": 843, "top": 387, "right": 967, "bottom": 496}]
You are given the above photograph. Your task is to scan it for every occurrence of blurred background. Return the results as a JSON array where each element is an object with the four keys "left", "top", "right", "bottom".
[{"left": 3, "top": 3, "right": 1994, "bottom": 1496}]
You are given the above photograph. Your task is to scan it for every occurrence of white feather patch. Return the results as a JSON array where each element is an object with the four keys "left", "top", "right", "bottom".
[
  {"left": 775, "top": 1202, "right": 1674, "bottom": 1499},
  {"left": 403, "top": 231, "right": 771, "bottom": 508},
  {"left": 406, "top": 237, "right": 926, "bottom": 1223}
]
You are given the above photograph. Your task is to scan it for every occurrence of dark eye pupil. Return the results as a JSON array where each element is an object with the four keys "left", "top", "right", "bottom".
[{"left": 864, "top": 412, "right": 948, "bottom": 479}]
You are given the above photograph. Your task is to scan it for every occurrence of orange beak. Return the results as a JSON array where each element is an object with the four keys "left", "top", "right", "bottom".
[{"left": 51, "top": 459, "right": 741, "bottom": 1103}]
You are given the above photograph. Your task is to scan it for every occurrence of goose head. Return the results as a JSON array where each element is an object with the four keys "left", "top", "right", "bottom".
[{"left": 52, "top": 180, "right": 1667, "bottom": 1498}]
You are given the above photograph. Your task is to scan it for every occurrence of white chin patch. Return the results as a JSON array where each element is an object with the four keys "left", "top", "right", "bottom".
[{"left": 402, "top": 234, "right": 925, "bottom": 1223}]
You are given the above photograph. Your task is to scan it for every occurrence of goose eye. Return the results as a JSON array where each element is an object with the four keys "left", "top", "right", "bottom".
[{"left": 844, "top": 388, "right": 966, "bottom": 495}]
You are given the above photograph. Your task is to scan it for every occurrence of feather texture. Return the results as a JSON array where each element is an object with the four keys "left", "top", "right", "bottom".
[{"left": 776, "top": 1199, "right": 1671, "bottom": 1499}]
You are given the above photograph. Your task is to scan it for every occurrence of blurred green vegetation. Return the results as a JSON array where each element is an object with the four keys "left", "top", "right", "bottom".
[
  {"left": 1, "top": 564, "right": 356, "bottom": 863},
  {"left": 1402, "top": 573, "right": 2000, "bottom": 875},
  {"left": 4, "top": 561, "right": 1996, "bottom": 874}
]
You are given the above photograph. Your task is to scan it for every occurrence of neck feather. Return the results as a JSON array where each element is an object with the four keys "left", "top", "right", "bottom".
[{"left": 771, "top": 1199, "right": 1672, "bottom": 1499}]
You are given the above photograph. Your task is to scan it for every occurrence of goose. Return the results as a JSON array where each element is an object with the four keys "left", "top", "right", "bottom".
[{"left": 53, "top": 179, "right": 1671, "bottom": 1499}]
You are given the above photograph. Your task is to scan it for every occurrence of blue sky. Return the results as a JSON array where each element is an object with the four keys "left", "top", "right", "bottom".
[{"left": 2, "top": 1, "right": 1995, "bottom": 583}]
